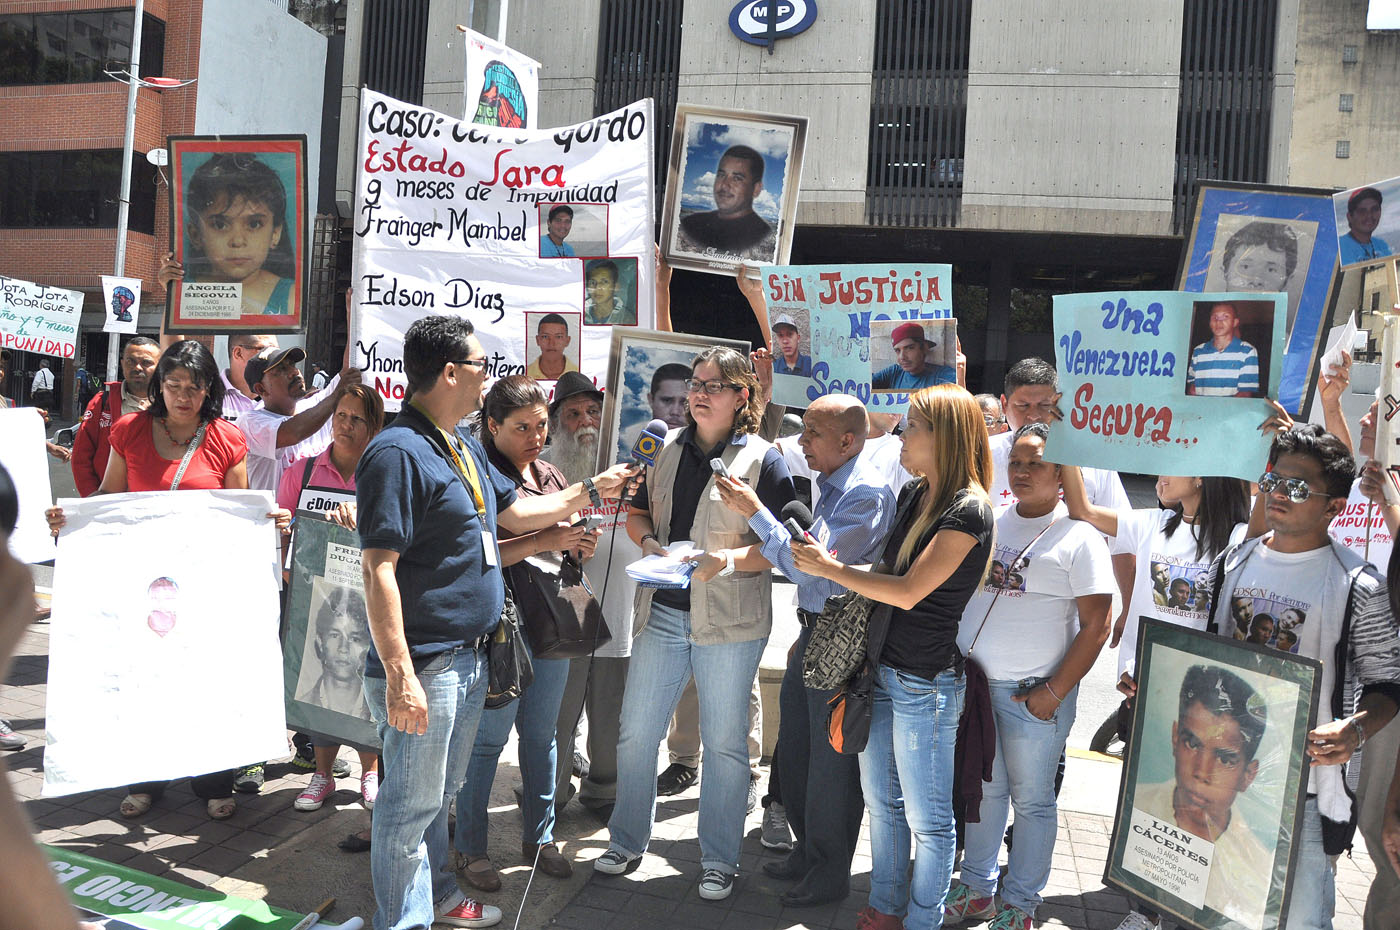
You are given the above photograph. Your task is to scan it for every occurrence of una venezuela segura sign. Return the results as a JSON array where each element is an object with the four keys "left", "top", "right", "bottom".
[{"left": 729, "top": 0, "right": 818, "bottom": 49}]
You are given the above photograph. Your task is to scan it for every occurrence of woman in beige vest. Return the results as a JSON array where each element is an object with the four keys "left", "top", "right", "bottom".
[{"left": 592, "top": 346, "right": 796, "bottom": 901}]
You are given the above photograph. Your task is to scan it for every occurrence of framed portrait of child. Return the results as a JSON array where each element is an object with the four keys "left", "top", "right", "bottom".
[{"left": 165, "top": 135, "right": 308, "bottom": 334}]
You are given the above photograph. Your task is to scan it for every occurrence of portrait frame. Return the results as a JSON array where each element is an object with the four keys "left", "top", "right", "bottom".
[
  {"left": 659, "top": 104, "right": 808, "bottom": 277},
  {"left": 283, "top": 512, "right": 380, "bottom": 753},
  {"left": 165, "top": 135, "right": 308, "bottom": 334},
  {"left": 1105, "top": 619, "right": 1321, "bottom": 930},
  {"left": 1331, "top": 175, "right": 1400, "bottom": 272},
  {"left": 1177, "top": 182, "right": 1340, "bottom": 417},
  {"left": 598, "top": 328, "right": 751, "bottom": 472}
]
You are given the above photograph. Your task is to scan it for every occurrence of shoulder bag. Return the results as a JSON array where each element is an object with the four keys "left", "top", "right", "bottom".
[{"left": 507, "top": 550, "right": 611, "bottom": 659}]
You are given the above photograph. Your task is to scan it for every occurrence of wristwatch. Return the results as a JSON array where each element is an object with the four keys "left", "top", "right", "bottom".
[
  {"left": 717, "top": 549, "right": 736, "bottom": 577},
  {"left": 582, "top": 476, "right": 602, "bottom": 508}
]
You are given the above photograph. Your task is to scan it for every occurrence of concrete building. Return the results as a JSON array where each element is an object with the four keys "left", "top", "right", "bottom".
[{"left": 0, "top": 0, "right": 325, "bottom": 413}]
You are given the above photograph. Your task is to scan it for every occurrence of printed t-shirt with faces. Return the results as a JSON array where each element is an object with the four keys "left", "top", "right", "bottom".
[
  {"left": 1328, "top": 477, "right": 1392, "bottom": 570},
  {"left": 956, "top": 501, "right": 1116, "bottom": 682},
  {"left": 988, "top": 428, "right": 1129, "bottom": 510},
  {"left": 1112, "top": 509, "right": 1247, "bottom": 678}
]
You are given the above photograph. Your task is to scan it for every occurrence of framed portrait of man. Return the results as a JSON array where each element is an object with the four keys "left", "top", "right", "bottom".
[
  {"left": 165, "top": 135, "right": 308, "bottom": 334},
  {"left": 1177, "top": 182, "right": 1340, "bottom": 417},
  {"left": 283, "top": 512, "right": 380, "bottom": 752},
  {"left": 659, "top": 104, "right": 807, "bottom": 277},
  {"left": 597, "top": 328, "right": 751, "bottom": 472},
  {"left": 1105, "top": 619, "right": 1320, "bottom": 930},
  {"left": 1332, "top": 175, "right": 1400, "bottom": 271}
]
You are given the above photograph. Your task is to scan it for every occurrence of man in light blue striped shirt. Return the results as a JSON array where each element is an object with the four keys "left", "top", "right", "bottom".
[
  {"left": 1186, "top": 302, "right": 1261, "bottom": 397},
  {"left": 715, "top": 394, "right": 895, "bottom": 908}
]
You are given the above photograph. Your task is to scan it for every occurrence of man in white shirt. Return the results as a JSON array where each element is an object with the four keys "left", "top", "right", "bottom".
[
  {"left": 29, "top": 360, "right": 54, "bottom": 409},
  {"left": 237, "top": 346, "right": 358, "bottom": 491}
]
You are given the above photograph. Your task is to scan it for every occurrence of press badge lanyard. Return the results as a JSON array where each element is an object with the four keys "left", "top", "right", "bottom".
[{"left": 408, "top": 400, "right": 498, "bottom": 567}]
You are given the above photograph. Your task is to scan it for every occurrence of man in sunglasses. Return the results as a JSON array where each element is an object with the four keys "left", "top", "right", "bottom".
[{"left": 1198, "top": 424, "right": 1400, "bottom": 930}]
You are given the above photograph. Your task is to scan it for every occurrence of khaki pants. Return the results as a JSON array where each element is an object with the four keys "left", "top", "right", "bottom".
[{"left": 667, "top": 670, "right": 763, "bottom": 778}]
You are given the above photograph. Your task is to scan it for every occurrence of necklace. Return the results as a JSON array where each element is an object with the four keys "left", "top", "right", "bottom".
[{"left": 158, "top": 416, "right": 197, "bottom": 448}]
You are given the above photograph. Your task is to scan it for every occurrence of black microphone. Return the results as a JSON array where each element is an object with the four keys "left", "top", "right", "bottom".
[
  {"left": 619, "top": 418, "right": 668, "bottom": 509},
  {"left": 781, "top": 500, "right": 815, "bottom": 542}
]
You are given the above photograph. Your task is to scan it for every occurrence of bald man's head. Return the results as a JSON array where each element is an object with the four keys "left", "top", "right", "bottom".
[{"left": 801, "top": 395, "right": 869, "bottom": 475}]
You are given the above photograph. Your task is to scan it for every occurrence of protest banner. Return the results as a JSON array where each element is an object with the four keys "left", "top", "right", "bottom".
[
  {"left": 47, "top": 846, "right": 367, "bottom": 930},
  {"left": 44, "top": 490, "right": 286, "bottom": 797},
  {"left": 461, "top": 26, "right": 539, "bottom": 129},
  {"left": 1044, "top": 291, "right": 1286, "bottom": 482},
  {"left": 0, "top": 407, "right": 54, "bottom": 563},
  {"left": 761, "top": 263, "right": 953, "bottom": 411},
  {"left": 1107, "top": 620, "right": 1319, "bottom": 930},
  {"left": 350, "top": 89, "right": 655, "bottom": 411},
  {"left": 284, "top": 512, "right": 379, "bottom": 752},
  {"left": 101, "top": 275, "right": 142, "bottom": 335},
  {"left": 0, "top": 275, "right": 83, "bottom": 358},
  {"left": 1376, "top": 314, "right": 1400, "bottom": 502}
]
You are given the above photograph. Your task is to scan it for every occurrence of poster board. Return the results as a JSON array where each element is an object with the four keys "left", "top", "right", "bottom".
[
  {"left": 0, "top": 275, "right": 84, "bottom": 358},
  {"left": 1106, "top": 620, "right": 1320, "bottom": 930},
  {"left": 350, "top": 89, "right": 656, "bottom": 411},
  {"left": 101, "top": 275, "right": 142, "bottom": 335},
  {"left": 0, "top": 407, "right": 55, "bottom": 563},
  {"left": 461, "top": 25, "right": 539, "bottom": 129}
]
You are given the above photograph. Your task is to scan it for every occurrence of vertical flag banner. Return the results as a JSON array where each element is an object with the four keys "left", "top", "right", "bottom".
[
  {"left": 351, "top": 89, "right": 656, "bottom": 410},
  {"left": 100, "top": 275, "right": 142, "bottom": 335},
  {"left": 461, "top": 26, "right": 540, "bottom": 130}
]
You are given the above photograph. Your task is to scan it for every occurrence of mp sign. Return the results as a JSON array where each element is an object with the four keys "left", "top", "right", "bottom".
[{"left": 729, "top": 0, "right": 818, "bottom": 49}]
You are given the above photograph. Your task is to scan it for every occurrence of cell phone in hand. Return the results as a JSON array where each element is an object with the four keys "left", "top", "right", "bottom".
[
  {"left": 572, "top": 514, "right": 604, "bottom": 532},
  {"left": 709, "top": 458, "right": 730, "bottom": 480}
]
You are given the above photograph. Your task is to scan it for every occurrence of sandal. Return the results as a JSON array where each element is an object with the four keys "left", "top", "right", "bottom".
[
  {"left": 206, "top": 797, "right": 236, "bottom": 820},
  {"left": 119, "top": 793, "right": 153, "bottom": 818}
]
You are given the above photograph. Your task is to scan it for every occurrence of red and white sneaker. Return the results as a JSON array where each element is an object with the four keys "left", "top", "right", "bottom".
[
  {"left": 434, "top": 890, "right": 501, "bottom": 928},
  {"left": 361, "top": 771, "right": 379, "bottom": 810},
  {"left": 294, "top": 773, "right": 334, "bottom": 812}
]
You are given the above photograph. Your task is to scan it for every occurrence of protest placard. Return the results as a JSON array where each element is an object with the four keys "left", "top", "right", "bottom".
[
  {"left": 1333, "top": 175, "right": 1400, "bottom": 271},
  {"left": 101, "top": 275, "right": 142, "bottom": 335},
  {"left": 462, "top": 26, "right": 539, "bottom": 129},
  {"left": 0, "top": 407, "right": 54, "bottom": 564},
  {"left": 350, "top": 89, "right": 655, "bottom": 410},
  {"left": 762, "top": 263, "right": 953, "bottom": 411},
  {"left": 0, "top": 275, "right": 83, "bottom": 358},
  {"left": 1376, "top": 314, "right": 1400, "bottom": 502},
  {"left": 284, "top": 512, "right": 379, "bottom": 752},
  {"left": 1044, "top": 291, "right": 1286, "bottom": 482},
  {"left": 43, "top": 490, "right": 286, "bottom": 797}
]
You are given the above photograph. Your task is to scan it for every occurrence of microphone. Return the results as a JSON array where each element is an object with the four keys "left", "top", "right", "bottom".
[
  {"left": 619, "top": 418, "right": 668, "bottom": 509},
  {"left": 781, "top": 501, "right": 816, "bottom": 542}
]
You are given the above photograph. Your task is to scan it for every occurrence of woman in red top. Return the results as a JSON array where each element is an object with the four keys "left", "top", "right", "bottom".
[{"left": 45, "top": 340, "right": 286, "bottom": 822}]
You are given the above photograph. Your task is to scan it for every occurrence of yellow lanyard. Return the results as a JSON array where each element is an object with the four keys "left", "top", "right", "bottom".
[{"left": 411, "top": 400, "right": 485, "bottom": 512}]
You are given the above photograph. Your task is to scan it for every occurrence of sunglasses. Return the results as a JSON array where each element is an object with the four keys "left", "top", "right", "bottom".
[{"left": 1257, "top": 472, "right": 1329, "bottom": 503}]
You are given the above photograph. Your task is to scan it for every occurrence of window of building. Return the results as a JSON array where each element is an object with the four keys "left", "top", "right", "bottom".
[
  {"left": 1339, "top": 93, "right": 1354, "bottom": 112},
  {"left": 0, "top": 10, "right": 164, "bottom": 86},
  {"left": 0, "top": 150, "right": 157, "bottom": 233},
  {"left": 1337, "top": 140, "right": 1351, "bottom": 158},
  {"left": 1343, "top": 44, "right": 1359, "bottom": 64}
]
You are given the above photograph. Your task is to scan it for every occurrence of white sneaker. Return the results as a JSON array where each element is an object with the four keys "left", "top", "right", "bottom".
[
  {"left": 593, "top": 848, "right": 641, "bottom": 875},
  {"left": 698, "top": 868, "right": 734, "bottom": 901},
  {"left": 434, "top": 890, "right": 501, "bottom": 928},
  {"left": 1113, "top": 913, "right": 1161, "bottom": 930},
  {"left": 294, "top": 773, "right": 334, "bottom": 811},
  {"left": 760, "top": 801, "right": 793, "bottom": 851}
]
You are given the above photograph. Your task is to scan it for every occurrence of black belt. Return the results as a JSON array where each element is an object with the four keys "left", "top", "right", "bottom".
[{"left": 797, "top": 608, "right": 820, "bottom": 628}]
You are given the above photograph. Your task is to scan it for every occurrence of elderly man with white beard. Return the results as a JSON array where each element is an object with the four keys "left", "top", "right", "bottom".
[{"left": 544, "top": 372, "right": 635, "bottom": 821}]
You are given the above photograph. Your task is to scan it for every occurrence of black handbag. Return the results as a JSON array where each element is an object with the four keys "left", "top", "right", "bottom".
[
  {"left": 485, "top": 591, "right": 534, "bottom": 709},
  {"left": 507, "top": 551, "right": 611, "bottom": 659}
]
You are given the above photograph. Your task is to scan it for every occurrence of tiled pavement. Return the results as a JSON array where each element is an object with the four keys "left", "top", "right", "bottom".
[{"left": 4, "top": 616, "right": 1384, "bottom": 929}]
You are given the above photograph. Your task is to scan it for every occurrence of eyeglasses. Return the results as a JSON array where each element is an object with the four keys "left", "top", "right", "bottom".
[
  {"left": 452, "top": 358, "right": 488, "bottom": 369},
  {"left": 684, "top": 378, "right": 738, "bottom": 395},
  {"left": 983, "top": 415, "right": 1006, "bottom": 427},
  {"left": 1257, "top": 472, "right": 1329, "bottom": 503}
]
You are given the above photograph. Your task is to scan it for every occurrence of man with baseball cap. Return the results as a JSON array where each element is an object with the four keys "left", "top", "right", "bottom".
[
  {"left": 871, "top": 322, "right": 954, "bottom": 392},
  {"left": 1340, "top": 186, "right": 1392, "bottom": 265},
  {"left": 772, "top": 314, "right": 812, "bottom": 377},
  {"left": 237, "top": 346, "right": 361, "bottom": 492}
]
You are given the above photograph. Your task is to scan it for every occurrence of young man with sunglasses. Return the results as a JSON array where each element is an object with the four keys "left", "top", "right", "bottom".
[{"left": 1195, "top": 425, "right": 1400, "bottom": 930}]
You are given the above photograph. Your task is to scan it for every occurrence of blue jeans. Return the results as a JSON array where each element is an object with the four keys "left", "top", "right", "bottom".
[
  {"left": 607, "top": 602, "right": 767, "bottom": 874},
  {"left": 1285, "top": 798, "right": 1336, "bottom": 930},
  {"left": 363, "top": 647, "right": 487, "bottom": 930},
  {"left": 860, "top": 665, "right": 965, "bottom": 930},
  {"left": 455, "top": 652, "right": 570, "bottom": 855},
  {"left": 960, "top": 678, "right": 1077, "bottom": 918}
]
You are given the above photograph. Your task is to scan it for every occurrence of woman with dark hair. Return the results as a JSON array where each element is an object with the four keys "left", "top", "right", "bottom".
[
  {"left": 790, "top": 383, "right": 995, "bottom": 930},
  {"left": 44, "top": 339, "right": 288, "bottom": 822},
  {"left": 595, "top": 346, "right": 796, "bottom": 901},
  {"left": 454, "top": 375, "right": 599, "bottom": 891}
]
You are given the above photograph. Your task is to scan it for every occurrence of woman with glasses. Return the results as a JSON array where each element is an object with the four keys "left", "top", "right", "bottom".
[
  {"left": 44, "top": 340, "right": 291, "bottom": 822},
  {"left": 593, "top": 346, "right": 796, "bottom": 902}
]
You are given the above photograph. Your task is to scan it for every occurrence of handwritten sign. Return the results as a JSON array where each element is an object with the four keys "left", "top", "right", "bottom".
[
  {"left": 350, "top": 89, "right": 655, "bottom": 410},
  {"left": 763, "top": 263, "right": 953, "bottom": 410},
  {"left": 0, "top": 275, "right": 83, "bottom": 358},
  {"left": 1045, "top": 291, "right": 1285, "bottom": 482}
]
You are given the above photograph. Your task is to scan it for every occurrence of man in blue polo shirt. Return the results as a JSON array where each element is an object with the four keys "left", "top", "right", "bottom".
[
  {"left": 356, "top": 316, "right": 637, "bottom": 930},
  {"left": 1185, "top": 302, "right": 1261, "bottom": 398},
  {"left": 871, "top": 322, "right": 955, "bottom": 392}
]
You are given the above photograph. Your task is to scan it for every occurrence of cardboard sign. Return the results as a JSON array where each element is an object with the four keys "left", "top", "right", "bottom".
[{"left": 0, "top": 275, "right": 83, "bottom": 358}]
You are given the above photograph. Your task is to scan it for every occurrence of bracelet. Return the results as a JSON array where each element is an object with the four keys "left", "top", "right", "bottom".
[
  {"left": 640, "top": 533, "right": 659, "bottom": 546},
  {"left": 1350, "top": 716, "right": 1368, "bottom": 751},
  {"left": 583, "top": 476, "right": 602, "bottom": 508},
  {"left": 1043, "top": 681, "right": 1064, "bottom": 703},
  {"left": 717, "top": 549, "right": 736, "bottom": 577}
]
